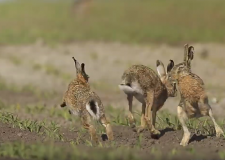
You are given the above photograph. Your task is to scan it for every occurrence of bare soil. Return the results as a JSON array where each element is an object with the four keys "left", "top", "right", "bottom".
[
  {"left": 0, "top": 122, "right": 43, "bottom": 144},
  {"left": 0, "top": 122, "right": 225, "bottom": 160}
]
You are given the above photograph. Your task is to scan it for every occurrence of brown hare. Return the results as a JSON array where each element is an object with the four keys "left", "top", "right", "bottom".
[
  {"left": 167, "top": 57, "right": 224, "bottom": 147},
  {"left": 118, "top": 60, "right": 177, "bottom": 136},
  {"left": 60, "top": 57, "right": 114, "bottom": 144}
]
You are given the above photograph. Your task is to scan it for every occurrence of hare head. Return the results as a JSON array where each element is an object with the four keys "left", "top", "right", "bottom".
[
  {"left": 167, "top": 44, "right": 194, "bottom": 83},
  {"left": 72, "top": 57, "right": 89, "bottom": 82},
  {"left": 156, "top": 60, "right": 177, "bottom": 97},
  {"left": 167, "top": 60, "right": 190, "bottom": 84}
]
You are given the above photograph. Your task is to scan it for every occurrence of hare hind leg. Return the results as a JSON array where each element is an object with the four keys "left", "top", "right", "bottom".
[
  {"left": 208, "top": 108, "right": 224, "bottom": 137},
  {"left": 135, "top": 103, "right": 146, "bottom": 133},
  {"left": 145, "top": 91, "right": 160, "bottom": 135},
  {"left": 100, "top": 116, "right": 114, "bottom": 141},
  {"left": 81, "top": 114, "right": 99, "bottom": 144},
  {"left": 127, "top": 95, "right": 136, "bottom": 128},
  {"left": 177, "top": 105, "right": 191, "bottom": 146},
  {"left": 199, "top": 96, "right": 224, "bottom": 137},
  {"left": 151, "top": 107, "right": 160, "bottom": 135}
]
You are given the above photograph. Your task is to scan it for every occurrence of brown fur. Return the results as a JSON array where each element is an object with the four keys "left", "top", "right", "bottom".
[
  {"left": 170, "top": 64, "right": 207, "bottom": 118},
  {"left": 60, "top": 57, "right": 114, "bottom": 144},
  {"left": 119, "top": 61, "right": 177, "bottom": 135},
  {"left": 122, "top": 65, "right": 171, "bottom": 108},
  {"left": 168, "top": 50, "right": 224, "bottom": 146}
]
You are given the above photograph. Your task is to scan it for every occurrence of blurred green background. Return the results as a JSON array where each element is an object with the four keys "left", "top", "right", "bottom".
[{"left": 0, "top": 0, "right": 225, "bottom": 45}]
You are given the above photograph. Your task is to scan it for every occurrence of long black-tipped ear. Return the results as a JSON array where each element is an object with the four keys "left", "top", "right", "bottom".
[
  {"left": 188, "top": 46, "right": 194, "bottom": 60},
  {"left": 81, "top": 63, "right": 89, "bottom": 80},
  {"left": 81, "top": 63, "right": 85, "bottom": 72},
  {"left": 72, "top": 57, "right": 81, "bottom": 72},
  {"left": 167, "top": 60, "right": 174, "bottom": 73}
]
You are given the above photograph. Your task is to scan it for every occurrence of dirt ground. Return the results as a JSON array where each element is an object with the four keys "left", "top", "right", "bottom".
[
  {"left": 0, "top": 42, "right": 225, "bottom": 160},
  {"left": 0, "top": 121, "right": 225, "bottom": 160}
]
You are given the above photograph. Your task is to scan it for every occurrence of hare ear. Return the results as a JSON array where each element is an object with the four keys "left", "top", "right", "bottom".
[
  {"left": 167, "top": 60, "right": 174, "bottom": 73},
  {"left": 183, "top": 44, "right": 189, "bottom": 62},
  {"left": 188, "top": 46, "right": 194, "bottom": 60},
  {"left": 186, "top": 46, "right": 194, "bottom": 70},
  {"left": 81, "top": 63, "right": 85, "bottom": 72},
  {"left": 156, "top": 60, "right": 166, "bottom": 78},
  {"left": 72, "top": 57, "right": 81, "bottom": 72}
]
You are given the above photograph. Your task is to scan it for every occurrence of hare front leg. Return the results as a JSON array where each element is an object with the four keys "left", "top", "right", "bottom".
[
  {"left": 81, "top": 115, "right": 99, "bottom": 144},
  {"left": 100, "top": 115, "right": 114, "bottom": 141},
  {"left": 60, "top": 101, "right": 66, "bottom": 107},
  {"left": 60, "top": 92, "right": 67, "bottom": 107},
  {"left": 177, "top": 105, "right": 190, "bottom": 146},
  {"left": 127, "top": 95, "right": 136, "bottom": 128}
]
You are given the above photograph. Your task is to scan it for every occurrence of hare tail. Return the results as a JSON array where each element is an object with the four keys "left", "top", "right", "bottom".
[{"left": 86, "top": 100, "right": 100, "bottom": 120}]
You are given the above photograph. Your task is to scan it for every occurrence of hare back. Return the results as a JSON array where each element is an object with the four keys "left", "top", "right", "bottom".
[
  {"left": 178, "top": 73, "right": 205, "bottom": 103},
  {"left": 68, "top": 79, "right": 90, "bottom": 90},
  {"left": 64, "top": 79, "right": 92, "bottom": 110},
  {"left": 121, "top": 65, "right": 164, "bottom": 93},
  {"left": 69, "top": 87, "right": 104, "bottom": 120}
]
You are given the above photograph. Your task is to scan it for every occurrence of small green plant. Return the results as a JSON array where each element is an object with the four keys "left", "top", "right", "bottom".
[
  {"left": 0, "top": 112, "right": 64, "bottom": 140},
  {"left": 136, "top": 134, "right": 143, "bottom": 148},
  {"left": 186, "top": 147, "right": 195, "bottom": 154},
  {"left": 8, "top": 56, "right": 22, "bottom": 65},
  {"left": 85, "top": 140, "right": 93, "bottom": 147}
]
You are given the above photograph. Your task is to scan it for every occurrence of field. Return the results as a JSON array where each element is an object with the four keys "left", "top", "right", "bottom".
[
  {"left": 0, "top": 0, "right": 225, "bottom": 160},
  {"left": 0, "top": 0, "right": 225, "bottom": 45}
]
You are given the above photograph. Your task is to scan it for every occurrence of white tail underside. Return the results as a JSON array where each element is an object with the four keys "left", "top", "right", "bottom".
[
  {"left": 119, "top": 82, "right": 145, "bottom": 103},
  {"left": 118, "top": 84, "right": 135, "bottom": 94},
  {"left": 86, "top": 101, "right": 100, "bottom": 120}
]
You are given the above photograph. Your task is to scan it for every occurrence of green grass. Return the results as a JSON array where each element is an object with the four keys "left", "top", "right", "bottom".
[
  {"left": 105, "top": 106, "right": 225, "bottom": 137},
  {"left": 0, "top": 0, "right": 225, "bottom": 45},
  {"left": 0, "top": 112, "right": 64, "bottom": 140},
  {"left": 0, "top": 96, "right": 224, "bottom": 138},
  {"left": 0, "top": 142, "right": 142, "bottom": 160},
  {"left": 0, "top": 100, "right": 224, "bottom": 160}
]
